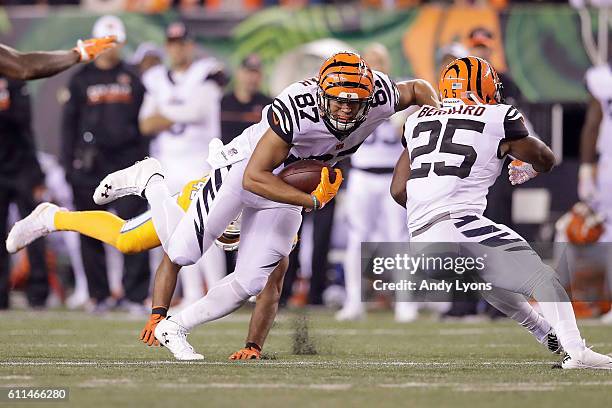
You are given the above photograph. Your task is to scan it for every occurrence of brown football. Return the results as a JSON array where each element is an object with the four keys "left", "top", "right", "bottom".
[{"left": 278, "top": 160, "right": 335, "bottom": 193}]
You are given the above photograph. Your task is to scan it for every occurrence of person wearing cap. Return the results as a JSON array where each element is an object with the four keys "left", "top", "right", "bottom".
[
  {"left": 138, "top": 21, "right": 228, "bottom": 308},
  {"left": 468, "top": 27, "right": 522, "bottom": 104},
  {"left": 61, "top": 15, "right": 150, "bottom": 313},
  {"left": 220, "top": 54, "right": 272, "bottom": 145}
]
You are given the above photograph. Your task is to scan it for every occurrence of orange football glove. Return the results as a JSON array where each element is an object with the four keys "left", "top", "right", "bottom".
[
  {"left": 229, "top": 345, "right": 261, "bottom": 360},
  {"left": 140, "top": 313, "right": 165, "bottom": 346},
  {"left": 74, "top": 36, "right": 117, "bottom": 62},
  {"left": 310, "top": 167, "right": 343, "bottom": 210}
]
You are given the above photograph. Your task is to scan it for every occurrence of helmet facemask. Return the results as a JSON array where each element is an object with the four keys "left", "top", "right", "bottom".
[{"left": 317, "top": 89, "right": 372, "bottom": 138}]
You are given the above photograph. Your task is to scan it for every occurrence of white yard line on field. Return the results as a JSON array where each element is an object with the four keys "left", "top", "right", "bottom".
[{"left": 0, "top": 360, "right": 557, "bottom": 367}]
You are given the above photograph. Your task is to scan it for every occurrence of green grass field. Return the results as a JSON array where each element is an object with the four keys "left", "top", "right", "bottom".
[{"left": 1, "top": 308, "right": 611, "bottom": 408}]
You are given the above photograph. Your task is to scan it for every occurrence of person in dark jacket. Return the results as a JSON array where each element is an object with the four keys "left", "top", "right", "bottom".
[
  {"left": 61, "top": 15, "right": 150, "bottom": 312},
  {"left": 0, "top": 77, "right": 48, "bottom": 309}
]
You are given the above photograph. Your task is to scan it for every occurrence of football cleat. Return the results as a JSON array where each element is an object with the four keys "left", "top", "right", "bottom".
[
  {"left": 6, "top": 203, "right": 60, "bottom": 253},
  {"left": 335, "top": 304, "right": 365, "bottom": 321},
  {"left": 93, "top": 157, "right": 163, "bottom": 205},
  {"left": 543, "top": 330, "right": 564, "bottom": 355},
  {"left": 561, "top": 342, "right": 612, "bottom": 369},
  {"left": 154, "top": 318, "right": 203, "bottom": 361}
]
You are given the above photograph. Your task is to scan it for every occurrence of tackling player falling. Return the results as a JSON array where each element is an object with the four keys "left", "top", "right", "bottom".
[
  {"left": 6, "top": 173, "right": 286, "bottom": 357},
  {"left": 92, "top": 52, "right": 439, "bottom": 360},
  {"left": 391, "top": 56, "right": 612, "bottom": 369}
]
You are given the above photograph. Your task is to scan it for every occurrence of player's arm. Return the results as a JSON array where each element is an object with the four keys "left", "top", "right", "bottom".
[
  {"left": 577, "top": 96, "right": 602, "bottom": 200},
  {"left": 243, "top": 128, "right": 317, "bottom": 207},
  {"left": 140, "top": 254, "right": 180, "bottom": 346},
  {"left": 139, "top": 93, "right": 173, "bottom": 136},
  {"left": 0, "top": 44, "right": 79, "bottom": 80},
  {"left": 498, "top": 106, "right": 555, "bottom": 185},
  {"left": 139, "top": 114, "right": 173, "bottom": 136},
  {"left": 395, "top": 79, "right": 440, "bottom": 111},
  {"left": 390, "top": 149, "right": 411, "bottom": 208},
  {"left": 502, "top": 136, "right": 555, "bottom": 173},
  {"left": 230, "top": 257, "right": 289, "bottom": 360},
  {"left": 0, "top": 38, "right": 115, "bottom": 81}
]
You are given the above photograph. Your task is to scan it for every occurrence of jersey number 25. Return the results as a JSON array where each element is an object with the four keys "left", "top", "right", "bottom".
[{"left": 409, "top": 119, "right": 482, "bottom": 180}]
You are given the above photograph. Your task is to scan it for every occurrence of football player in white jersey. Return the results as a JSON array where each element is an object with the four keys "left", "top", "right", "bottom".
[
  {"left": 392, "top": 56, "right": 612, "bottom": 369},
  {"left": 337, "top": 43, "right": 416, "bottom": 322},
  {"left": 579, "top": 61, "right": 612, "bottom": 322},
  {"left": 138, "top": 22, "right": 227, "bottom": 307},
  {"left": 93, "top": 51, "right": 439, "bottom": 360}
]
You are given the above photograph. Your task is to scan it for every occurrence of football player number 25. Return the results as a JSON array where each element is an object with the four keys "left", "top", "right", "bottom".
[{"left": 410, "top": 119, "right": 482, "bottom": 179}]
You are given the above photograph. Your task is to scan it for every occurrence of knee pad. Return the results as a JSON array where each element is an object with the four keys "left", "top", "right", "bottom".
[
  {"left": 235, "top": 272, "right": 269, "bottom": 297},
  {"left": 165, "top": 237, "right": 199, "bottom": 266}
]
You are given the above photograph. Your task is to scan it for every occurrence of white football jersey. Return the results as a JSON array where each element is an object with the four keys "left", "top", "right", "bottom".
[
  {"left": 402, "top": 100, "right": 529, "bottom": 231},
  {"left": 585, "top": 63, "right": 612, "bottom": 157},
  {"left": 238, "top": 70, "right": 399, "bottom": 168},
  {"left": 140, "top": 58, "right": 222, "bottom": 160},
  {"left": 351, "top": 118, "right": 403, "bottom": 170}
]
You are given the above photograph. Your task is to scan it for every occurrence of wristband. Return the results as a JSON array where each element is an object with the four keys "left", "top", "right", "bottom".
[
  {"left": 245, "top": 342, "right": 262, "bottom": 352},
  {"left": 151, "top": 306, "right": 168, "bottom": 317},
  {"left": 311, "top": 195, "right": 321, "bottom": 211}
]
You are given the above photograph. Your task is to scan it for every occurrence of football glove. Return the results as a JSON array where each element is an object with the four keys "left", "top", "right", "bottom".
[
  {"left": 577, "top": 163, "right": 597, "bottom": 202},
  {"left": 508, "top": 159, "right": 538, "bottom": 185},
  {"left": 140, "top": 313, "right": 165, "bottom": 346},
  {"left": 229, "top": 345, "right": 261, "bottom": 360},
  {"left": 310, "top": 167, "right": 343, "bottom": 210},
  {"left": 74, "top": 36, "right": 117, "bottom": 62}
]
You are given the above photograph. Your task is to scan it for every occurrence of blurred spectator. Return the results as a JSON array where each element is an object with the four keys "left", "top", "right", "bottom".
[
  {"left": 129, "top": 42, "right": 164, "bottom": 77},
  {"left": 220, "top": 54, "right": 272, "bottom": 144},
  {"left": 468, "top": 27, "right": 523, "bottom": 105},
  {"left": 0, "top": 77, "right": 48, "bottom": 310},
  {"left": 61, "top": 15, "right": 150, "bottom": 313},
  {"left": 139, "top": 21, "right": 227, "bottom": 307}
]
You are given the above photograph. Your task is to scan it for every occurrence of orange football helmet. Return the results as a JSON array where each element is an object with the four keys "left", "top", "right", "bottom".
[
  {"left": 317, "top": 52, "right": 374, "bottom": 137},
  {"left": 439, "top": 56, "right": 503, "bottom": 105},
  {"left": 565, "top": 202, "right": 605, "bottom": 245}
]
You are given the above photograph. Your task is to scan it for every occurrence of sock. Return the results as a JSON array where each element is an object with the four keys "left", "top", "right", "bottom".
[
  {"left": 144, "top": 181, "right": 184, "bottom": 248},
  {"left": 537, "top": 302, "right": 585, "bottom": 355},
  {"left": 55, "top": 211, "right": 125, "bottom": 247},
  {"left": 482, "top": 290, "right": 551, "bottom": 343},
  {"left": 172, "top": 273, "right": 249, "bottom": 330},
  {"left": 515, "top": 305, "right": 551, "bottom": 344},
  {"left": 521, "top": 266, "right": 586, "bottom": 356}
]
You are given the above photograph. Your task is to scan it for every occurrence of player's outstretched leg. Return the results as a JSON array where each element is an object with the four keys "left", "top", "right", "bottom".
[{"left": 6, "top": 203, "right": 61, "bottom": 253}]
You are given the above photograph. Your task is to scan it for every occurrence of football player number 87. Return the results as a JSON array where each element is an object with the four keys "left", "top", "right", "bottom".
[{"left": 409, "top": 119, "right": 482, "bottom": 179}]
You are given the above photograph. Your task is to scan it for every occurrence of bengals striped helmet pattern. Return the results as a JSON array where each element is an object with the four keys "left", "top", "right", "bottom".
[
  {"left": 317, "top": 52, "right": 374, "bottom": 136},
  {"left": 439, "top": 56, "right": 503, "bottom": 105}
]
